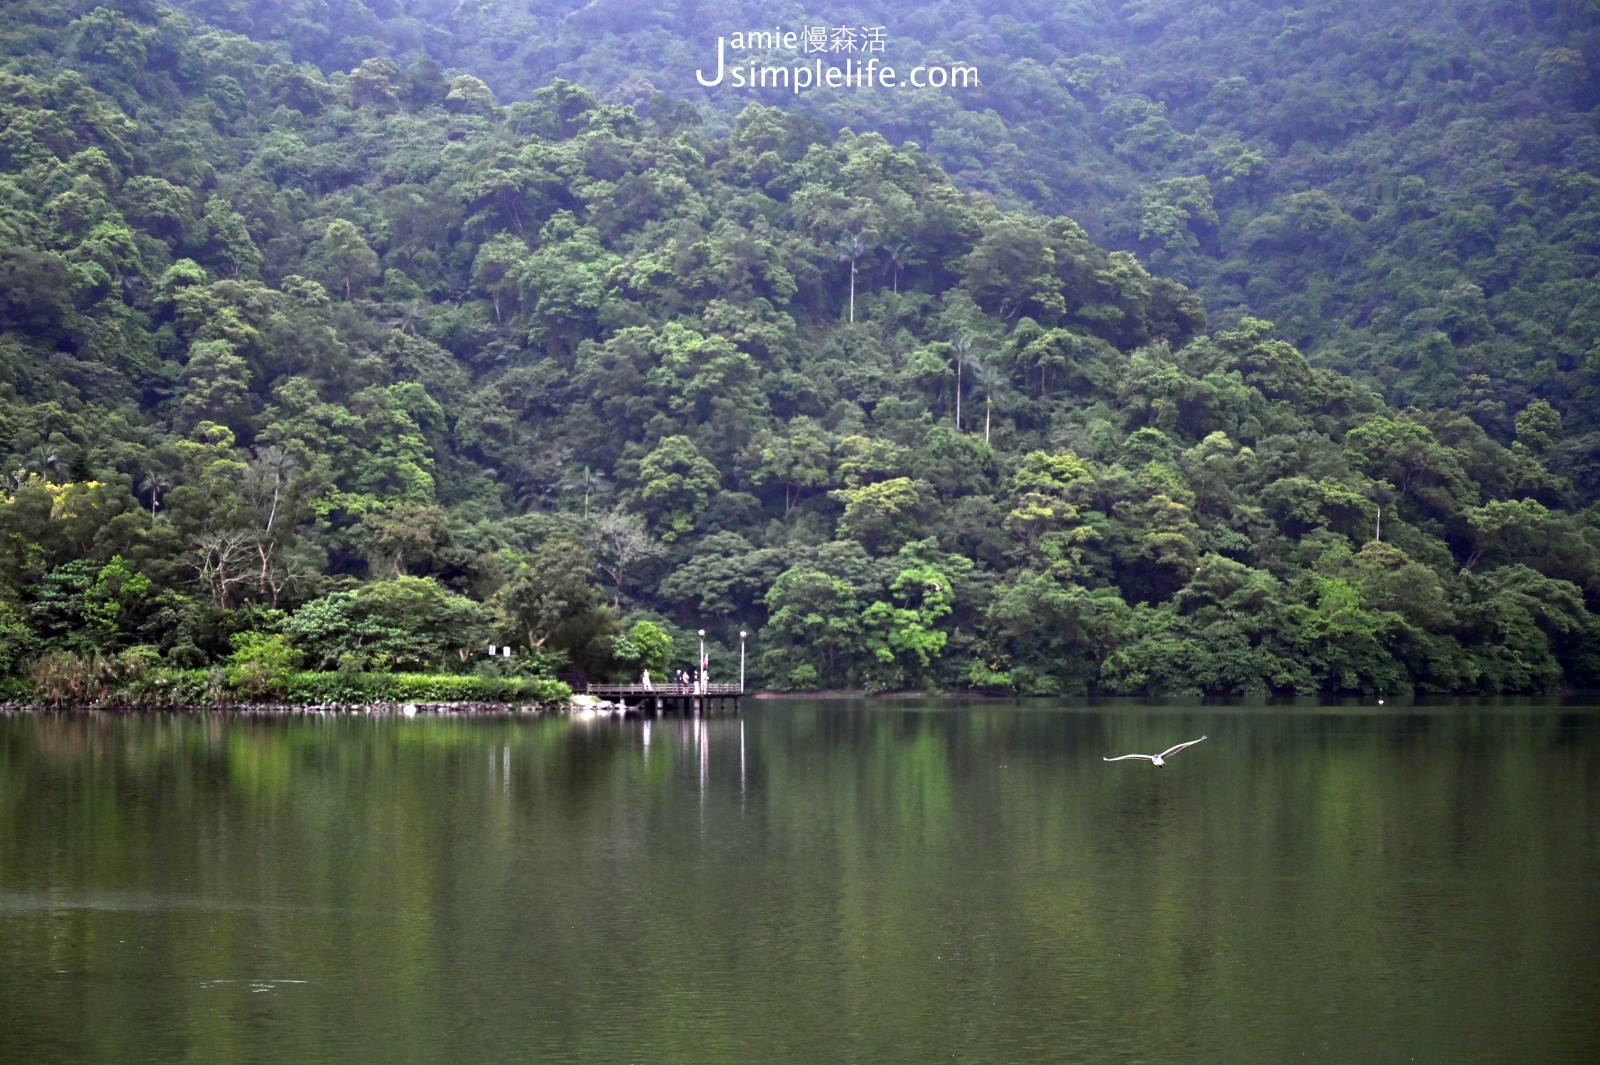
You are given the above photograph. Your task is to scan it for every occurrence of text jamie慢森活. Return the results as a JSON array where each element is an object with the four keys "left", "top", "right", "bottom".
[{"left": 695, "top": 26, "right": 978, "bottom": 93}]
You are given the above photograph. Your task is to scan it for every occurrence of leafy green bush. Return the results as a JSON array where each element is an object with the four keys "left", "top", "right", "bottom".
[
  {"left": 0, "top": 601, "right": 38, "bottom": 678},
  {"left": 284, "top": 578, "right": 491, "bottom": 673},
  {"left": 225, "top": 632, "right": 299, "bottom": 695},
  {"left": 281, "top": 672, "right": 570, "bottom": 705},
  {"left": 611, "top": 619, "right": 672, "bottom": 677},
  {"left": 9, "top": 659, "right": 568, "bottom": 709}
]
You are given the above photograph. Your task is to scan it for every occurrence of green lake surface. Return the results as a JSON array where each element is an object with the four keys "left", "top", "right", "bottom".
[{"left": 1, "top": 700, "right": 1597, "bottom": 1064}]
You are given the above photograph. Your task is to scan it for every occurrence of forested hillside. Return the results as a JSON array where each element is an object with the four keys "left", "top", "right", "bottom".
[
  {"left": 1, "top": 1, "right": 1597, "bottom": 696},
  {"left": 165, "top": 0, "right": 1600, "bottom": 497}
]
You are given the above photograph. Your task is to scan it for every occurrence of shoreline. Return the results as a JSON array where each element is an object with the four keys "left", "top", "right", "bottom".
[
  {"left": 9, "top": 684, "right": 1573, "bottom": 711},
  {"left": 0, "top": 699, "right": 575, "bottom": 716},
  {"left": 754, "top": 688, "right": 1600, "bottom": 703}
]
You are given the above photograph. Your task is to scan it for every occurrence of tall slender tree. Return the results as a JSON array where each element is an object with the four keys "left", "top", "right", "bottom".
[
  {"left": 837, "top": 233, "right": 870, "bottom": 323},
  {"left": 950, "top": 334, "right": 975, "bottom": 432},
  {"left": 968, "top": 361, "right": 1010, "bottom": 445},
  {"left": 138, "top": 470, "right": 172, "bottom": 522}
]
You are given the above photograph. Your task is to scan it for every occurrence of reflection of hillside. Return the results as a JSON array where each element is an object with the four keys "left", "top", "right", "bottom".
[{"left": 5, "top": 704, "right": 1595, "bottom": 1061}]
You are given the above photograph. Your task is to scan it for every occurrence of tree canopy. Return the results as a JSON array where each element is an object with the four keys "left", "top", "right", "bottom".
[{"left": 0, "top": 1, "right": 1596, "bottom": 697}]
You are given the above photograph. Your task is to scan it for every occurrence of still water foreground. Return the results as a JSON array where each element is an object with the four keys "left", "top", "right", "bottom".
[{"left": 1, "top": 701, "right": 1597, "bottom": 1064}]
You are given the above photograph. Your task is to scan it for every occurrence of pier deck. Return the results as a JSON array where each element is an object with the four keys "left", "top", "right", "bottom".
[{"left": 584, "top": 683, "right": 742, "bottom": 714}]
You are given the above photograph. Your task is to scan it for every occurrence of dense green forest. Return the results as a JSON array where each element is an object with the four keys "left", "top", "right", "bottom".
[
  {"left": 162, "top": 0, "right": 1600, "bottom": 493},
  {"left": 0, "top": 0, "right": 1597, "bottom": 697}
]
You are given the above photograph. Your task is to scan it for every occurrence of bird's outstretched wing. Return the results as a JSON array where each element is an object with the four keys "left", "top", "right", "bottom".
[
  {"left": 1103, "top": 753, "right": 1155, "bottom": 762},
  {"left": 1158, "top": 736, "right": 1207, "bottom": 759}
]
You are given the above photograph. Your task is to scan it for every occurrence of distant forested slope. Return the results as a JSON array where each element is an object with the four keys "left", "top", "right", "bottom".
[
  {"left": 164, "top": 0, "right": 1600, "bottom": 496},
  {"left": 0, "top": 1, "right": 1596, "bottom": 696}
]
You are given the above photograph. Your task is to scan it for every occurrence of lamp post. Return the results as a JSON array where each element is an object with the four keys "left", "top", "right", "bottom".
[
  {"left": 739, "top": 631, "right": 747, "bottom": 693},
  {"left": 698, "top": 629, "right": 706, "bottom": 695}
]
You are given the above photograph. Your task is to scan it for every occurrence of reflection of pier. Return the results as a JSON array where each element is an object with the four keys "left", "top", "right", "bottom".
[{"left": 585, "top": 683, "right": 742, "bottom": 715}]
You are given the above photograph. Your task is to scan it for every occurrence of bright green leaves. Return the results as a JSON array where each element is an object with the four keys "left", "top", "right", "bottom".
[
  {"left": 749, "top": 417, "right": 834, "bottom": 513},
  {"left": 1006, "top": 449, "right": 1093, "bottom": 561},
  {"left": 310, "top": 219, "right": 380, "bottom": 300},
  {"left": 260, "top": 378, "right": 442, "bottom": 508},
  {"left": 27, "top": 555, "right": 159, "bottom": 655},
  {"left": 611, "top": 619, "right": 671, "bottom": 677},
  {"left": 470, "top": 233, "right": 528, "bottom": 323},
  {"left": 516, "top": 211, "right": 618, "bottom": 352},
  {"left": 756, "top": 539, "right": 970, "bottom": 691},
  {"left": 0, "top": 476, "right": 142, "bottom": 587},
  {"left": 962, "top": 214, "right": 1066, "bottom": 323},
  {"left": 1204, "top": 317, "right": 1315, "bottom": 402},
  {"left": 1514, "top": 400, "right": 1562, "bottom": 454},
  {"left": 285, "top": 576, "right": 491, "bottom": 672},
  {"left": 201, "top": 196, "right": 261, "bottom": 279},
  {"left": 863, "top": 564, "right": 954, "bottom": 672},
  {"left": 1139, "top": 177, "right": 1217, "bottom": 252},
  {"left": 833, "top": 477, "right": 927, "bottom": 555},
  {"left": 1344, "top": 416, "right": 1474, "bottom": 516},
  {"left": 644, "top": 322, "right": 768, "bottom": 430},
  {"left": 1300, "top": 573, "right": 1384, "bottom": 644},
  {"left": 835, "top": 435, "right": 909, "bottom": 488},
  {"left": 491, "top": 536, "right": 606, "bottom": 653},
  {"left": 178, "top": 339, "right": 252, "bottom": 433},
  {"left": 1013, "top": 449, "right": 1094, "bottom": 494},
  {"left": 225, "top": 632, "right": 300, "bottom": 695},
  {"left": 635, "top": 435, "right": 720, "bottom": 541},
  {"left": 1466, "top": 499, "right": 1552, "bottom": 563},
  {"left": 762, "top": 567, "right": 863, "bottom": 689}
]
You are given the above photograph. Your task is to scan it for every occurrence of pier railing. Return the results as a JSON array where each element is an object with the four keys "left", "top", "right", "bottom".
[{"left": 586, "top": 683, "right": 743, "bottom": 697}]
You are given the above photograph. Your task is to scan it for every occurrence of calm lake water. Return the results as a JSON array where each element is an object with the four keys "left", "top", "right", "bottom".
[{"left": 1, "top": 700, "right": 1597, "bottom": 1064}]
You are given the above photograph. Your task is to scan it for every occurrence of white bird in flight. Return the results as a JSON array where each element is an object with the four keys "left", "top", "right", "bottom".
[{"left": 1103, "top": 736, "right": 1206, "bottom": 767}]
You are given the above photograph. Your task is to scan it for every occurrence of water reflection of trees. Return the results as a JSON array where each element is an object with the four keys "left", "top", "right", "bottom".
[{"left": 0, "top": 707, "right": 1596, "bottom": 1062}]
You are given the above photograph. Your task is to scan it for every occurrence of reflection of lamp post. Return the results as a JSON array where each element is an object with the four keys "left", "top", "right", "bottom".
[
  {"left": 698, "top": 629, "right": 706, "bottom": 695},
  {"left": 739, "top": 631, "right": 747, "bottom": 693}
]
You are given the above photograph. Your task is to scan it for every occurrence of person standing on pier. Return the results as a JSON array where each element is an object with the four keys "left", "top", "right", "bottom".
[{"left": 641, "top": 668, "right": 653, "bottom": 691}]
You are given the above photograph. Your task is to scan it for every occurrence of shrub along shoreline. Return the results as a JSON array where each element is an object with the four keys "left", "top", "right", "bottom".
[{"left": 5, "top": 653, "right": 571, "bottom": 711}]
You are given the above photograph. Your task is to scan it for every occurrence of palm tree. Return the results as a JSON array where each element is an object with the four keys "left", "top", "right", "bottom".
[
  {"left": 881, "top": 241, "right": 911, "bottom": 294},
  {"left": 837, "top": 233, "right": 870, "bottom": 323},
  {"left": 26, "top": 447, "right": 66, "bottom": 482},
  {"left": 139, "top": 470, "right": 173, "bottom": 522},
  {"left": 949, "top": 334, "right": 975, "bottom": 431},
  {"left": 559, "top": 465, "right": 611, "bottom": 518},
  {"left": 967, "top": 360, "right": 1011, "bottom": 445},
  {"left": 1368, "top": 482, "right": 1399, "bottom": 543}
]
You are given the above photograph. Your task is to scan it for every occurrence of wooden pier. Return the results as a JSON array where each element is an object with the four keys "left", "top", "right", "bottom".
[{"left": 584, "top": 683, "right": 743, "bottom": 715}]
